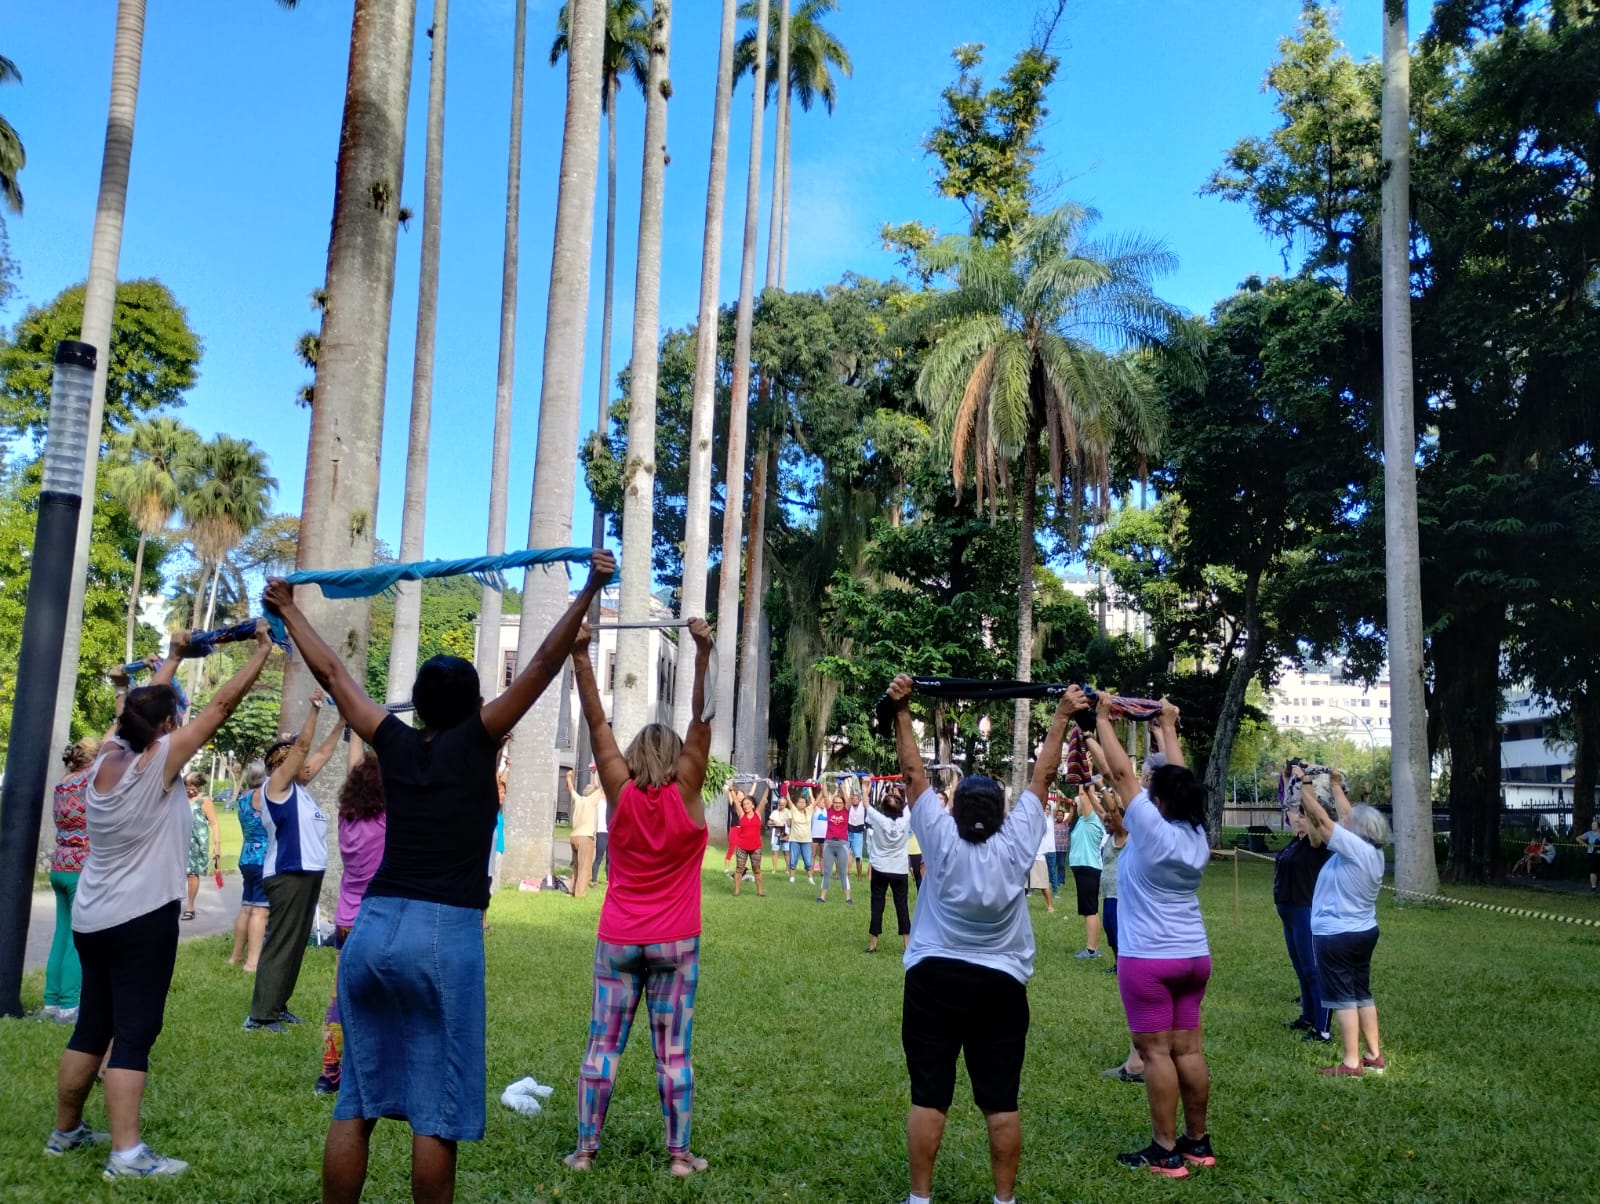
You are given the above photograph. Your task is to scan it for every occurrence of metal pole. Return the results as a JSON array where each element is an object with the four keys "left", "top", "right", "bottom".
[{"left": 0, "top": 341, "right": 97, "bottom": 1017}]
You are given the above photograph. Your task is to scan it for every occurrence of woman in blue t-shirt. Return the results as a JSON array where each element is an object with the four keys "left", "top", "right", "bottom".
[{"left": 228, "top": 762, "right": 270, "bottom": 971}]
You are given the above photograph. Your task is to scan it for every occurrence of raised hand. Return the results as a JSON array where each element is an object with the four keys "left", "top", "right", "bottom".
[
  {"left": 688, "top": 616, "right": 712, "bottom": 650},
  {"left": 887, "top": 674, "right": 914, "bottom": 706},
  {"left": 263, "top": 578, "right": 294, "bottom": 615},
  {"left": 586, "top": 549, "right": 616, "bottom": 590},
  {"left": 573, "top": 620, "right": 593, "bottom": 657}
]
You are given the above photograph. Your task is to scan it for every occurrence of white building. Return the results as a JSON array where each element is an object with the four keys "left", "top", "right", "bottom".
[
  {"left": 1060, "top": 575, "right": 1147, "bottom": 641},
  {"left": 1500, "top": 691, "right": 1576, "bottom": 822},
  {"left": 1266, "top": 662, "right": 1392, "bottom": 749},
  {"left": 472, "top": 586, "right": 680, "bottom": 781}
]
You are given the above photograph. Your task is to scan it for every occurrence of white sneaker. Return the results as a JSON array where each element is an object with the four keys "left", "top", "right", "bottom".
[
  {"left": 52, "top": 1007, "right": 78, "bottom": 1025},
  {"left": 789, "top": 874, "right": 796, "bottom": 883},
  {"left": 742, "top": 872, "right": 755, "bottom": 882},
  {"left": 44, "top": 1123, "right": 107, "bottom": 1156},
  {"left": 103, "top": 1144, "right": 189, "bottom": 1179}
]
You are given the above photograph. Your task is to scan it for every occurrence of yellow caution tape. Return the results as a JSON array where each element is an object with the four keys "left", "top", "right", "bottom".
[{"left": 1383, "top": 886, "right": 1600, "bottom": 928}]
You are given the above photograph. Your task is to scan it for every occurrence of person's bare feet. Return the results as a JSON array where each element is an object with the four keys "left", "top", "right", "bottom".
[
  {"left": 563, "top": 1151, "right": 594, "bottom": 1171},
  {"left": 669, "top": 1153, "right": 708, "bottom": 1177}
]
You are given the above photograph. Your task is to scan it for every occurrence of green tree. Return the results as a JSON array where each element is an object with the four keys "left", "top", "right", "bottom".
[
  {"left": 0, "top": 278, "right": 201, "bottom": 447},
  {"left": 106, "top": 416, "right": 200, "bottom": 660},
  {"left": 179, "top": 435, "right": 276, "bottom": 633},
  {"left": 0, "top": 52, "right": 24, "bottom": 214},
  {"left": 904, "top": 205, "right": 1183, "bottom": 784}
]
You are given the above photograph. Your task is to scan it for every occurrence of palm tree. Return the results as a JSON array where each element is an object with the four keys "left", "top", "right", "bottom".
[
  {"left": 735, "top": 0, "right": 851, "bottom": 278},
  {"left": 387, "top": 0, "right": 451, "bottom": 704},
  {"left": 475, "top": 0, "right": 530, "bottom": 698},
  {"left": 106, "top": 416, "right": 200, "bottom": 660},
  {"left": 181, "top": 435, "right": 277, "bottom": 633},
  {"left": 611, "top": 0, "right": 673, "bottom": 742},
  {"left": 711, "top": 0, "right": 770, "bottom": 760},
  {"left": 673, "top": 0, "right": 740, "bottom": 735},
  {"left": 909, "top": 205, "right": 1182, "bottom": 787},
  {"left": 0, "top": 53, "right": 25, "bottom": 213},
  {"left": 49, "top": 0, "right": 148, "bottom": 794},
  {"left": 1380, "top": 0, "right": 1436, "bottom": 895},
  {"left": 291, "top": 288, "right": 327, "bottom": 407},
  {"left": 502, "top": 0, "right": 605, "bottom": 884}
]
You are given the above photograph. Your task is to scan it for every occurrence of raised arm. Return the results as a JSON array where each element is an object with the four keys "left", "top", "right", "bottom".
[
  {"left": 1155, "top": 698, "right": 1185, "bottom": 769},
  {"left": 151, "top": 632, "right": 191, "bottom": 687},
  {"left": 1329, "top": 769, "right": 1354, "bottom": 821},
  {"left": 1029, "top": 688, "right": 1088, "bottom": 800},
  {"left": 298, "top": 703, "right": 347, "bottom": 783},
  {"left": 1092, "top": 694, "right": 1140, "bottom": 805},
  {"left": 886, "top": 674, "right": 930, "bottom": 802},
  {"left": 481, "top": 550, "right": 615, "bottom": 742},
  {"left": 1300, "top": 780, "right": 1335, "bottom": 847},
  {"left": 269, "top": 688, "right": 328, "bottom": 797},
  {"left": 264, "top": 580, "right": 390, "bottom": 742},
  {"left": 571, "top": 622, "right": 629, "bottom": 803},
  {"left": 346, "top": 731, "right": 366, "bottom": 772},
  {"left": 162, "top": 623, "right": 276, "bottom": 787},
  {"left": 674, "top": 618, "right": 715, "bottom": 817}
]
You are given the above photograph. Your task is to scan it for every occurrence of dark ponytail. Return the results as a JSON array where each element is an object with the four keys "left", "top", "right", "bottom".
[
  {"left": 117, "top": 685, "right": 180, "bottom": 753},
  {"left": 1149, "top": 764, "right": 1208, "bottom": 830}
]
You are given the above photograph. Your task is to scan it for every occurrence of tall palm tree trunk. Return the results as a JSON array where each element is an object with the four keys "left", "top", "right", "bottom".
[
  {"left": 501, "top": 0, "right": 604, "bottom": 885},
  {"left": 778, "top": 93, "right": 792, "bottom": 283},
  {"left": 612, "top": 0, "right": 673, "bottom": 742},
  {"left": 1380, "top": 0, "right": 1437, "bottom": 896},
  {"left": 734, "top": 418, "right": 769, "bottom": 767},
  {"left": 475, "top": 0, "right": 529, "bottom": 699},
  {"left": 711, "top": 0, "right": 770, "bottom": 759},
  {"left": 1011, "top": 433, "right": 1038, "bottom": 792},
  {"left": 48, "top": 0, "right": 145, "bottom": 790},
  {"left": 672, "top": 0, "right": 739, "bottom": 736},
  {"left": 388, "top": 0, "right": 450, "bottom": 704},
  {"left": 124, "top": 530, "right": 147, "bottom": 662},
  {"left": 765, "top": 0, "right": 790, "bottom": 292}
]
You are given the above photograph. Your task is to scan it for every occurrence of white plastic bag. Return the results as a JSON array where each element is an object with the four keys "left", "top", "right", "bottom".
[{"left": 500, "top": 1076, "right": 555, "bottom": 1116}]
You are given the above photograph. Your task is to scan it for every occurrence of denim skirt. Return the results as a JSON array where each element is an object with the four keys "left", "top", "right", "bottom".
[{"left": 333, "top": 894, "right": 487, "bottom": 1141}]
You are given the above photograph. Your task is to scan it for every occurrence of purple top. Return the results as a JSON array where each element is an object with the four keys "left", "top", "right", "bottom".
[{"left": 336, "top": 812, "right": 388, "bottom": 929}]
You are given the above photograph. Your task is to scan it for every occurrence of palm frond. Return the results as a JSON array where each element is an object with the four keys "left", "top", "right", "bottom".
[
  {"left": 986, "top": 333, "right": 1034, "bottom": 456},
  {"left": 949, "top": 345, "right": 998, "bottom": 496}
]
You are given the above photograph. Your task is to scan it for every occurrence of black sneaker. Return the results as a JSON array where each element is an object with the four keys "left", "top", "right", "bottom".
[
  {"left": 1302, "top": 1029, "right": 1333, "bottom": 1043},
  {"left": 277, "top": 1010, "right": 304, "bottom": 1026},
  {"left": 314, "top": 1075, "right": 339, "bottom": 1096},
  {"left": 242, "top": 1016, "right": 286, "bottom": 1033},
  {"left": 1286, "top": 1017, "right": 1312, "bottom": 1031},
  {"left": 1117, "top": 1142, "right": 1188, "bottom": 1178},
  {"left": 1175, "top": 1133, "right": 1216, "bottom": 1167}
]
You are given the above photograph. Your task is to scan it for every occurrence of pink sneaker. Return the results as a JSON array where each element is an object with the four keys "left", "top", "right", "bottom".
[
  {"left": 1316, "top": 1062, "right": 1364, "bottom": 1077},
  {"left": 1361, "top": 1054, "right": 1386, "bottom": 1074}
]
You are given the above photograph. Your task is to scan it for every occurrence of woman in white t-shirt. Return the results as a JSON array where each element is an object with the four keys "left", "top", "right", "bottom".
[
  {"left": 1093, "top": 693, "right": 1215, "bottom": 1179},
  {"left": 1301, "top": 770, "right": 1389, "bottom": 1077}
]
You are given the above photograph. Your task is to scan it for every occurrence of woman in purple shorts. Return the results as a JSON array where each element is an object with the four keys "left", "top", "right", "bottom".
[{"left": 1093, "top": 692, "right": 1215, "bottom": 1179}]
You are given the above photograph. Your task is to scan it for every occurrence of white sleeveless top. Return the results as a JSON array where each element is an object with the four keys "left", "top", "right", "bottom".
[{"left": 73, "top": 737, "right": 188, "bottom": 934}]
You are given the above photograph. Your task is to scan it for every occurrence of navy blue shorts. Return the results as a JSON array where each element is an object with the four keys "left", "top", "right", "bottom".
[
  {"left": 1315, "top": 927, "right": 1379, "bottom": 1010},
  {"left": 239, "top": 862, "right": 268, "bottom": 908}
]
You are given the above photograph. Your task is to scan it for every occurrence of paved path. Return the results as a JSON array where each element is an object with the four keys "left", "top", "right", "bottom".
[{"left": 25, "top": 873, "right": 243, "bottom": 973}]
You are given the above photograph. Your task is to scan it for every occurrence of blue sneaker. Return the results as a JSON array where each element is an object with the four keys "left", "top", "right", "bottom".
[
  {"left": 102, "top": 1144, "right": 188, "bottom": 1179},
  {"left": 44, "top": 1123, "right": 107, "bottom": 1156},
  {"left": 243, "top": 1016, "right": 286, "bottom": 1033},
  {"left": 277, "top": 1010, "right": 305, "bottom": 1026}
]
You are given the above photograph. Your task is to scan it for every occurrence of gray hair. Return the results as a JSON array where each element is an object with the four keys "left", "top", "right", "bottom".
[
  {"left": 1141, "top": 751, "right": 1169, "bottom": 779},
  {"left": 244, "top": 761, "right": 268, "bottom": 789},
  {"left": 1345, "top": 804, "right": 1391, "bottom": 848}
]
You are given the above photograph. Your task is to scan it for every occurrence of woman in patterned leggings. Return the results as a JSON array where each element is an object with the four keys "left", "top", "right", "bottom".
[{"left": 564, "top": 615, "right": 715, "bottom": 1179}]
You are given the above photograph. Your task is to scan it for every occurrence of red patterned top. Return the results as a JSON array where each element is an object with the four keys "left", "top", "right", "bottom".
[
  {"left": 597, "top": 780, "right": 708, "bottom": 946},
  {"left": 51, "top": 771, "right": 91, "bottom": 874}
]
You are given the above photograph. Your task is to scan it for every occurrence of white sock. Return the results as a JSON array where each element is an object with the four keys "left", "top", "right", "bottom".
[
  {"left": 908, "top": 1195, "right": 931, "bottom": 1204},
  {"left": 111, "top": 1144, "right": 145, "bottom": 1160},
  {"left": 995, "top": 1196, "right": 1015, "bottom": 1204}
]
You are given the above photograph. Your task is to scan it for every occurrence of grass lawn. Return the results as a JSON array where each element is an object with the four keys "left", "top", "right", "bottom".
[{"left": 2, "top": 854, "right": 1596, "bottom": 1202}]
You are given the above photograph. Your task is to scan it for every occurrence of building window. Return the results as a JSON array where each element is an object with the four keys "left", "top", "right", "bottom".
[
  {"left": 502, "top": 650, "right": 517, "bottom": 690},
  {"left": 605, "top": 651, "right": 616, "bottom": 693}
]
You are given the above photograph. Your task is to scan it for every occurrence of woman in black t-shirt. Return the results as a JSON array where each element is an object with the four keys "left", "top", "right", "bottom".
[
  {"left": 265, "top": 551, "right": 614, "bottom": 1204},
  {"left": 1274, "top": 790, "right": 1333, "bottom": 1042}
]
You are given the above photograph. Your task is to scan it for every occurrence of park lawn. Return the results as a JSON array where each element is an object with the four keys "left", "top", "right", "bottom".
[{"left": 2, "top": 854, "right": 1596, "bottom": 1203}]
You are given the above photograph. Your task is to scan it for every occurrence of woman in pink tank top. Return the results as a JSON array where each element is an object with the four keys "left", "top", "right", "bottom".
[{"left": 564, "top": 616, "right": 714, "bottom": 1179}]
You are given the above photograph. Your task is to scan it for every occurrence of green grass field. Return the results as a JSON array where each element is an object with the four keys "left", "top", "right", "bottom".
[{"left": 3, "top": 854, "right": 1597, "bottom": 1203}]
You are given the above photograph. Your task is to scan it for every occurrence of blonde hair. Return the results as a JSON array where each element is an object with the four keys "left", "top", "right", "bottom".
[
  {"left": 62, "top": 738, "right": 101, "bottom": 772},
  {"left": 623, "top": 723, "right": 683, "bottom": 791}
]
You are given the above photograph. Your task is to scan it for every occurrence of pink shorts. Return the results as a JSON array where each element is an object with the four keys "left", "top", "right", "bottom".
[{"left": 1117, "top": 955, "right": 1212, "bottom": 1033}]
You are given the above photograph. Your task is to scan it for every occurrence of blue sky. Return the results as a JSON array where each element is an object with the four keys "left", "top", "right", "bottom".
[{"left": 2, "top": 0, "right": 1380, "bottom": 574}]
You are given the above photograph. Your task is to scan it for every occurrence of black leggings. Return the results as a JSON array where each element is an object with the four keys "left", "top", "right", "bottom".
[
  {"left": 67, "top": 900, "right": 180, "bottom": 1073},
  {"left": 870, "top": 871, "right": 911, "bottom": 937}
]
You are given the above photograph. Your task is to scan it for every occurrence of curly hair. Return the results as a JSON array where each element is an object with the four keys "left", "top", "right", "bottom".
[{"left": 338, "top": 758, "right": 386, "bottom": 822}]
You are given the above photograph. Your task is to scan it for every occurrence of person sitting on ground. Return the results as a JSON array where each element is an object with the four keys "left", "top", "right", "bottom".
[
  {"left": 48, "top": 625, "right": 276, "bottom": 1178},
  {"left": 887, "top": 673, "right": 1081, "bottom": 1204},
  {"left": 1301, "top": 770, "right": 1390, "bottom": 1078},
  {"left": 1093, "top": 695, "right": 1216, "bottom": 1177},
  {"left": 1274, "top": 772, "right": 1333, "bottom": 1044},
  {"left": 732, "top": 794, "right": 766, "bottom": 897},
  {"left": 1512, "top": 836, "right": 1545, "bottom": 878},
  {"left": 44, "top": 738, "right": 99, "bottom": 1025},
  {"left": 228, "top": 762, "right": 270, "bottom": 972},
  {"left": 181, "top": 773, "right": 219, "bottom": 922},
  {"left": 565, "top": 614, "right": 715, "bottom": 1178},
  {"left": 316, "top": 736, "right": 387, "bottom": 1096},
  {"left": 266, "top": 551, "right": 614, "bottom": 1204},
  {"left": 864, "top": 783, "right": 912, "bottom": 954}
]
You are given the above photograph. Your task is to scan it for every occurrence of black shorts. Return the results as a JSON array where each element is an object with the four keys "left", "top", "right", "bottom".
[
  {"left": 1315, "top": 927, "right": 1379, "bottom": 1010},
  {"left": 1588, "top": 850, "right": 1600, "bottom": 874},
  {"left": 902, "top": 957, "right": 1029, "bottom": 1114},
  {"left": 1071, "top": 866, "right": 1101, "bottom": 916}
]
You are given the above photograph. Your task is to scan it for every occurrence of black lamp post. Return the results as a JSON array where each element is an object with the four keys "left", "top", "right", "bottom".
[{"left": 0, "top": 340, "right": 97, "bottom": 1018}]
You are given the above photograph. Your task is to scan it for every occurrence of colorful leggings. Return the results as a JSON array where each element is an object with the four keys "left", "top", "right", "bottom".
[
  {"left": 319, "top": 926, "right": 352, "bottom": 1090},
  {"left": 577, "top": 936, "right": 699, "bottom": 1155}
]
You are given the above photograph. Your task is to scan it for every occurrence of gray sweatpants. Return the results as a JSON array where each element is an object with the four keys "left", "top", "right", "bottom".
[{"left": 821, "top": 839, "right": 851, "bottom": 895}]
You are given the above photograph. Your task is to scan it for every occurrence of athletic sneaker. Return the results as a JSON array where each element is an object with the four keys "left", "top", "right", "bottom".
[
  {"left": 789, "top": 874, "right": 796, "bottom": 883},
  {"left": 1286, "top": 1017, "right": 1312, "bottom": 1031},
  {"left": 1361, "top": 1054, "right": 1387, "bottom": 1074},
  {"left": 51, "top": 1006, "right": 79, "bottom": 1026},
  {"left": 102, "top": 1144, "right": 189, "bottom": 1179},
  {"left": 1175, "top": 1133, "right": 1217, "bottom": 1167},
  {"left": 314, "top": 1074, "right": 339, "bottom": 1096},
  {"left": 845, "top": 897, "right": 854, "bottom": 905},
  {"left": 277, "top": 1010, "right": 305, "bottom": 1026},
  {"left": 1316, "top": 1062, "right": 1364, "bottom": 1077},
  {"left": 1117, "top": 1142, "right": 1188, "bottom": 1178},
  {"left": 44, "top": 1123, "right": 107, "bottom": 1156},
  {"left": 742, "top": 872, "right": 755, "bottom": 882},
  {"left": 1302, "top": 1029, "right": 1333, "bottom": 1043},
  {"left": 242, "top": 1016, "right": 286, "bottom": 1033},
  {"left": 1074, "top": 948, "right": 1101, "bottom": 960}
]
